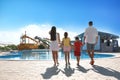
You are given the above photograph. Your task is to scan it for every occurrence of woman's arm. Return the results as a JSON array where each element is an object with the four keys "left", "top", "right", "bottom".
[{"left": 57, "top": 33, "right": 60, "bottom": 44}]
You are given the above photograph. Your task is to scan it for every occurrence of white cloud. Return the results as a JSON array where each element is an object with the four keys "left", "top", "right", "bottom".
[
  {"left": 0, "top": 24, "right": 78, "bottom": 45},
  {"left": 0, "top": 24, "right": 120, "bottom": 47},
  {"left": 20, "top": 24, "right": 51, "bottom": 38},
  {"left": 0, "top": 31, "right": 20, "bottom": 45}
]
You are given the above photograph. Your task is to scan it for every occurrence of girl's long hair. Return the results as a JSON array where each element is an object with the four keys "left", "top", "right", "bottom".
[
  {"left": 64, "top": 32, "right": 68, "bottom": 38},
  {"left": 50, "top": 26, "right": 56, "bottom": 41}
]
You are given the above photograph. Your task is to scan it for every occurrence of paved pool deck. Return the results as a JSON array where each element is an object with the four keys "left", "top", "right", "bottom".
[{"left": 0, "top": 52, "right": 120, "bottom": 80}]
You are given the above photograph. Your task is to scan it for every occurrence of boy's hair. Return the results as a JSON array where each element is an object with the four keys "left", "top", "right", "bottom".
[{"left": 75, "top": 37, "right": 79, "bottom": 40}]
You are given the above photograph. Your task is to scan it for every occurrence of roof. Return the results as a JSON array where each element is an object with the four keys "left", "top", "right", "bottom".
[{"left": 77, "top": 31, "right": 119, "bottom": 39}]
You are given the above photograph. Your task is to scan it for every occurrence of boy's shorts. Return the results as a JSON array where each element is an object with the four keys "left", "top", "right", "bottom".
[
  {"left": 74, "top": 51, "right": 81, "bottom": 56},
  {"left": 87, "top": 43, "right": 95, "bottom": 50}
]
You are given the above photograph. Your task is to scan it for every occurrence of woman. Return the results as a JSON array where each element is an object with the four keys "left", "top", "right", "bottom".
[{"left": 49, "top": 26, "right": 60, "bottom": 66}]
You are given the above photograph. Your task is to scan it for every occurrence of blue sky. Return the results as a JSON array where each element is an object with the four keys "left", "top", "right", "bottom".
[{"left": 0, "top": 0, "right": 120, "bottom": 44}]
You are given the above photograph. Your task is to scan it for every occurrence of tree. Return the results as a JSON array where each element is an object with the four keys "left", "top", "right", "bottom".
[{"left": 38, "top": 44, "right": 45, "bottom": 49}]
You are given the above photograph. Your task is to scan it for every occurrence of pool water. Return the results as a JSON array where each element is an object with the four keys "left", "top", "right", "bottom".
[{"left": 0, "top": 50, "right": 114, "bottom": 60}]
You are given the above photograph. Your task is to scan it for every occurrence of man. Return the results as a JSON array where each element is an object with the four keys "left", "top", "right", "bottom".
[{"left": 84, "top": 21, "right": 98, "bottom": 65}]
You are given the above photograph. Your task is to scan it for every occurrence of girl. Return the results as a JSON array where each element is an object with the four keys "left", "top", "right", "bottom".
[{"left": 62, "top": 32, "right": 71, "bottom": 66}]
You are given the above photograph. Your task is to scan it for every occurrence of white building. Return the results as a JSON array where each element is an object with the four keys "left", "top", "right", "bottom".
[{"left": 77, "top": 31, "right": 119, "bottom": 52}]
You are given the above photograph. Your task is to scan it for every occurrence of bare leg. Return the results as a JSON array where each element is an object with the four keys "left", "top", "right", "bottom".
[
  {"left": 91, "top": 50, "right": 94, "bottom": 61},
  {"left": 76, "top": 56, "right": 80, "bottom": 66},
  {"left": 53, "top": 51, "right": 59, "bottom": 66},
  {"left": 87, "top": 50, "right": 92, "bottom": 60},
  {"left": 68, "top": 52, "right": 70, "bottom": 65},
  {"left": 91, "top": 50, "right": 94, "bottom": 65},
  {"left": 64, "top": 52, "right": 67, "bottom": 65},
  {"left": 87, "top": 50, "right": 94, "bottom": 65},
  {"left": 52, "top": 51, "right": 56, "bottom": 65},
  {"left": 55, "top": 51, "right": 59, "bottom": 65}
]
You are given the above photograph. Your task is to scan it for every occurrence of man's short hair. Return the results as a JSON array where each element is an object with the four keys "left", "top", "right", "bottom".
[{"left": 89, "top": 21, "right": 93, "bottom": 26}]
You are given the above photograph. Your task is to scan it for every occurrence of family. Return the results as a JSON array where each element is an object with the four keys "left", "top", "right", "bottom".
[{"left": 49, "top": 21, "right": 98, "bottom": 67}]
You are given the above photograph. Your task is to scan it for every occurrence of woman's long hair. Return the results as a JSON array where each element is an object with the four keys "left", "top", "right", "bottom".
[{"left": 50, "top": 26, "right": 56, "bottom": 41}]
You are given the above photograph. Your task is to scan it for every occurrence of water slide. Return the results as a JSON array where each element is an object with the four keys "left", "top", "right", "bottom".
[
  {"left": 34, "top": 36, "right": 50, "bottom": 46},
  {"left": 21, "top": 35, "right": 39, "bottom": 44}
]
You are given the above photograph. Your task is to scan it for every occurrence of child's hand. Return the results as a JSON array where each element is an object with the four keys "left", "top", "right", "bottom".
[
  {"left": 83, "top": 42, "right": 85, "bottom": 45},
  {"left": 71, "top": 45, "right": 74, "bottom": 50},
  {"left": 59, "top": 43, "right": 63, "bottom": 48}
]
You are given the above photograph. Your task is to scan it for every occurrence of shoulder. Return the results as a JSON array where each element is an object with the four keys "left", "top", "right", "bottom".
[
  {"left": 56, "top": 32, "right": 59, "bottom": 35},
  {"left": 68, "top": 37, "right": 70, "bottom": 39},
  {"left": 85, "top": 27, "right": 89, "bottom": 31},
  {"left": 67, "top": 37, "right": 70, "bottom": 40},
  {"left": 74, "top": 41, "right": 77, "bottom": 43},
  {"left": 78, "top": 41, "right": 81, "bottom": 43},
  {"left": 85, "top": 27, "right": 90, "bottom": 32},
  {"left": 74, "top": 41, "right": 77, "bottom": 45},
  {"left": 94, "top": 27, "right": 98, "bottom": 33},
  {"left": 57, "top": 32, "right": 59, "bottom": 35},
  {"left": 92, "top": 27, "right": 97, "bottom": 30}
]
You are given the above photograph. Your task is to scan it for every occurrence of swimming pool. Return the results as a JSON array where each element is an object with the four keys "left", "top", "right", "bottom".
[{"left": 0, "top": 49, "right": 114, "bottom": 60}]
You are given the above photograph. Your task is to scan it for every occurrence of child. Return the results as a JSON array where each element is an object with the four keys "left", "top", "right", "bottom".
[
  {"left": 62, "top": 32, "right": 71, "bottom": 66},
  {"left": 74, "top": 37, "right": 83, "bottom": 66}
]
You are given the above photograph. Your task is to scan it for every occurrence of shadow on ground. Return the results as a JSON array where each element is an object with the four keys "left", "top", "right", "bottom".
[
  {"left": 92, "top": 65, "right": 120, "bottom": 80},
  {"left": 60, "top": 66, "right": 75, "bottom": 77},
  {"left": 41, "top": 65, "right": 75, "bottom": 79},
  {"left": 41, "top": 65, "right": 120, "bottom": 79},
  {"left": 76, "top": 65, "right": 90, "bottom": 73},
  {"left": 41, "top": 66, "right": 60, "bottom": 79}
]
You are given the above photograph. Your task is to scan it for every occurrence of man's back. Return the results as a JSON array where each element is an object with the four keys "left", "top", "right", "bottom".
[{"left": 84, "top": 26, "right": 98, "bottom": 44}]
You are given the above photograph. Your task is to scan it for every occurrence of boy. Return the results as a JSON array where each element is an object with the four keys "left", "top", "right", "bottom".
[{"left": 74, "top": 37, "right": 83, "bottom": 66}]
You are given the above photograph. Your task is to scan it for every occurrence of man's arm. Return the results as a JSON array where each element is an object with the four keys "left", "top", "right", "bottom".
[
  {"left": 95, "top": 30, "right": 98, "bottom": 45},
  {"left": 84, "top": 36, "right": 86, "bottom": 45},
  {"left": 95, "top": 36, "right": 98, "bottom": 45},
  {"left": 84, "top": 29, "right": 87, "bottom": 45}
]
